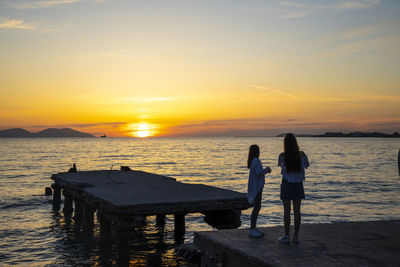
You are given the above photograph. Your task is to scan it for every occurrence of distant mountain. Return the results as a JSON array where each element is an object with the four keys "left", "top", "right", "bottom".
[
  {"left": 35, "top": 128, "right": 94, "bottom": 137},
  {"left": 276, "top": 131, "right": 400, "bottom": 138},
  {"left": 0, "top": 128, "right": 33, "bottom": 137},
  {"left": 0, "top": 128, "right": 94, "bottom": 137}
]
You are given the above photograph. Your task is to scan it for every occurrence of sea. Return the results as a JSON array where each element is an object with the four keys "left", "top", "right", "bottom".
[{"left": 1, "top": 137, "right": 399, "bottom": 266}]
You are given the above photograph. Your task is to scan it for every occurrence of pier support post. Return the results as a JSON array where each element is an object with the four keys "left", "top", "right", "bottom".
[
  {"left": 115, "top": 225, "right": 130, "bottom": 266},
  {"left": 51, "top": 183, "right": 61, "bottom": 210},
  {"left": 74, "top": 199, "right": 83, "bottom": 227},
  {"left": 97, "top": 210, "right": 112, "bottom": 241},
  {"left": 174, "top": 213, "right": 185, "bottom": 243},
  {"left": 156, "top": 214, "right": 166, "bottom": 227},
  {"left": 62, "top": 190, "right": 73, "bottom": 215},
  {"left": 82, "top": 203, "right": 96, "bottom": 233}
]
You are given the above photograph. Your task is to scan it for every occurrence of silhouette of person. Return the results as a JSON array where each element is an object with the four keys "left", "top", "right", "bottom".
[
  {"left": 247, "top": 144, "right": 271, "bottom": 238},
  {"left": 68, "top": 163, "right": 77, "bottom": 172},
  {"left": 278, "top": 133, "right": 309, "bottom": 244}
]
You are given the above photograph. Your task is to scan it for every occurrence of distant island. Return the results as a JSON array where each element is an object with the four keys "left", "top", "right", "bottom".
[
  {"left": 276, "top": 131, "right": 400, "bottom": 138},
  {"left": 0, "top": 128, "right": 94, "bottom": 138}
]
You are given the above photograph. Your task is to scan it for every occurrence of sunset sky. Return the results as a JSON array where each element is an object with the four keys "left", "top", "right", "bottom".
[{"left": 1, "top": 0, "right": 399, "bottom": 137}]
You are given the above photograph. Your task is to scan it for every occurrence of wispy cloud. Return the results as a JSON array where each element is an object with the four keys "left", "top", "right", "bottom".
[
  {"left": 314, "top": 36, "right": 400, "bottom": 58},
  {"left": 335, "top": 26, "right": 376, "bottom": 41},
  {"left": 0, "top": 17, "right": 36, "bottom": 30},
  {"left": 0, "top": 17, "right": 67, "bottom": 33},
  {"left": 8, "top": 0, "right": 105, "bottom": 9},
  {"left": 30, "top": 122, "right": 126, "bottom": 128},
  {"left": 280, "top": 0, "right": 381, "bottom": 18},
  {"left": 333, "top": 0, "right": 381, "bottom": 11},
  {"left": 280, "top": 1, "right": 326, "bottom": 10},
  {"left": 164, "top": 116, "right": 400, "bottom": 137},
  {"left": 281, "top": 11, "right": 308, "bottom": 19},
  {"left": 9, "top": 0, "right": 79, "bottom": 9},
  {"left": 250, "top": 84, "right": 296, "bottom": 98}
]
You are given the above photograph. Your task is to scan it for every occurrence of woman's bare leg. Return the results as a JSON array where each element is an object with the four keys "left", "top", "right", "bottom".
[
  {"left": 293, "top": 199, "right": 301, "bottom": 236},
  {"left": 283, "top": 200, "right": 291, "bottom": 236},
  {"left": 250, "top": 192, "right": 262, "bottom": 229}
]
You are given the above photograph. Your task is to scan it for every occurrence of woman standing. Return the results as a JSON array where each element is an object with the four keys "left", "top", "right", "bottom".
[
  {"left": 247, "top": 144, "right": 271, "bottom": 238},
  {"left": 278, "top": 133, "right": 309, "bottom": 244}
]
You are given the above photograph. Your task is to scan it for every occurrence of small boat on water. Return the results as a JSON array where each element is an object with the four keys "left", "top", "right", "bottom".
[{"left": 100, "top": 135, "right": 107, "bottom": 138}]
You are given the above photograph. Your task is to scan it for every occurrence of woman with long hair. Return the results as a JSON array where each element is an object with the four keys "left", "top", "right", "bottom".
[
  {"left": 278, "top": 133, "right": 309, "bottom": 244},
  {"left": 247, "top": 144, "right": 271, "bottom": 238}
]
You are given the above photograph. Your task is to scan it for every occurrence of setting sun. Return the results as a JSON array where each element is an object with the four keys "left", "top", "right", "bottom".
[{"left": 128, "top": 123, "right": 157, "bottom": 138}]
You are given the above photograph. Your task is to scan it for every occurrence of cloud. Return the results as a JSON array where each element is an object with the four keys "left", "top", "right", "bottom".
[
  {"left": 8, "top": 0, "right": 105, "bottom": 9},
  {"left": 250, "top": 84, "right": 296, "bottom": 98},
  {"left": 333, "top": 0, "right": 381, "bottom": 11},
  {"left": 10, "top": 0, "right": 79, "bottom": 9},
  {"left": 335, "top": 26, "right": 376, "bottom": 41},
  {"left": 281, "top": 11, "right": 308, "bottom": 19},
  {"left": 280, "top": 1, "right": 326, "bottom": 9},
  {"left": 30, "top": 122, "right": 126, "bottom": 128},
  {"left": 314, "top": 36, "right": 400, "bottom": 58},
  {"left": 0, "top": 17, "right": 68, "bottom": 33},
  {"left": 0, "top": 17, "right": 36, "bottom": 30},
  {"left": 280, "top": 0, "right": 381, "bottom": 18},
  {"left": 163, "top": 116, "right": 400, "bottom": 137}
]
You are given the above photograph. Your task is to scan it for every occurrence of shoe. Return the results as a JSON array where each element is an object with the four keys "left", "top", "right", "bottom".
[
  {"left": 279, "top": 235, "right": 290, "bottom": 244},
  {"left": 255, "top": 228, "right": 265, "bottom": 236},
  {"left": 292, "top": 236, "right": 300, "bottom": 244},
  {"left": 248, "top": 228, "right": 263, "bottom": 238}
]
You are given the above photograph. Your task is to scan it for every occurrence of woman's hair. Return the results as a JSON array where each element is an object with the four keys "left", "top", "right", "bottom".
[
  {"left": 284, "top": 133, "right": 302, "bottom": 173},
  {"left": 247, "top": 144, "right": 260, "bottom": 169}
]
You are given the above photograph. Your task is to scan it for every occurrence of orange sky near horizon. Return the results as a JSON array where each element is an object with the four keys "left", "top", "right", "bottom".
[{"left": 1, "top": 0, "right": 399, "bottom": 137}]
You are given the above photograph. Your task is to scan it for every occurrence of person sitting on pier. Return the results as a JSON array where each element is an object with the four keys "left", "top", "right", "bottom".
[
  {"left": 278, "top": 133, "right": 309, "bottom": 244},
  {"left": 247, "top": 144, "right": 271, "bottom": 238},
  {"left": 68, "top": 163, "right": 77, "bottom": 172}
]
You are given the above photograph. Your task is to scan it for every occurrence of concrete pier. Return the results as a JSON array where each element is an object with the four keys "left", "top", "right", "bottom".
[
  {"left": 194, "top": 220, "right": 400, "bottom": 267},
  {"left": 51, "top": 170, "right": 251, "bottom": 234}
]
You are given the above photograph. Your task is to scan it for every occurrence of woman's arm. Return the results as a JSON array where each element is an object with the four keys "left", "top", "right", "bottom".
[
  {"left": 278, "top": 153, "right": 284, "bottom": 167},
  {"left": 301, "top": 152, "right": 310, "bottom": 169},
  {"left": 252, "top": 158, "right": 271, "bottom": 175}
]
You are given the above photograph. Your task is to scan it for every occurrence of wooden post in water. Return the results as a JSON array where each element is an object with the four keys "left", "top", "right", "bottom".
[
  {"left": 156, "top": 214, "right": 166, "bottom": 227},
  {"left": 82, "top": 203, "right": 95, "bottom": 233},
  {"left": 97, "top": 210, "right": 112, "bottom": 241},
  {"left": 74, "top": 198, "right": 83, "bottom": 227},
  {"left": 174, "top": 213, "right": 185, "bottom": 243},
  {"left": 62, "top": 190, "right": 73, "bottom": 215},
  {"left": 115, "top": 224, "right": 130, "bottom": 266},
  {"left": 51, "top": 183, "right": 61, "bottom": 210}
]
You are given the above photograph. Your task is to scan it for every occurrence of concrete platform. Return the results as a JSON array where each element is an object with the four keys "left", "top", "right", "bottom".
[
  {"left": 53, "top": 170, "right": 250, "bottom": 215},
  {"left": 194, "top": 220, "right": 400, "bottom": 266},
  {"left": 51, "top": 170, "right": 251, "bottom": 230}
]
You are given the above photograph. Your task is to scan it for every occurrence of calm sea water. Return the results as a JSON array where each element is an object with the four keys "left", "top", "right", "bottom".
[{"left": 1, "top": 137, "right": 399, "bottom": 266}]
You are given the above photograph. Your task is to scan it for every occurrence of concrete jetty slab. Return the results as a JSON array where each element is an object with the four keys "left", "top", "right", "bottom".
[
  {"left": 52, "top": 170, "right": 251, "bottom": 229},
  {"left": 194, "top": 220, "right": 400, "bottom": 266}
]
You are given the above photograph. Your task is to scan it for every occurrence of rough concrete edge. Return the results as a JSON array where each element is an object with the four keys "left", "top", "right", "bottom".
[{"left": 194, "top": 231, "right": 274, "bottom": 267}]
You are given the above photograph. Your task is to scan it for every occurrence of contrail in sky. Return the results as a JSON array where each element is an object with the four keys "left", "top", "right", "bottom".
[{"left": 250, "top": 84, "right": 296, "bottom": 98}]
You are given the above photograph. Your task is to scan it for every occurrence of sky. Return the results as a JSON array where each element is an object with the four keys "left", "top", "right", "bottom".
[{"left": 0, "top": 0, "right": 399, "bottom": 137}]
